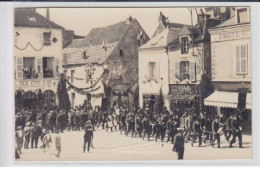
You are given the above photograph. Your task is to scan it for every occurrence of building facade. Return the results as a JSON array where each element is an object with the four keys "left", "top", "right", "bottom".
[
  {"left": 139, "top": 12, "right": 215, "bottom": 114},
  {"left": 14, "top": 8, "right": 63, "bottom": 110},
  {"left": 206, "top": 7, "right": 251, "bottom": 133},
  {"left": 62, "top": 43, "right": 117, "bottom": 109},
  {"left": 68, "top": 16, "right": 149, "bottom": 110}
]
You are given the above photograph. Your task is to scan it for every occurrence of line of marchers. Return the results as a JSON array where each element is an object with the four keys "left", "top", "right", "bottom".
[{"left": 14, "top": 7, "right": 251, "bottom": 134}]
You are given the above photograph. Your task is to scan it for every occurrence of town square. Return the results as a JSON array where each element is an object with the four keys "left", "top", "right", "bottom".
[{"left": 13, "top": 6, "right": 252, "bottom": 161}]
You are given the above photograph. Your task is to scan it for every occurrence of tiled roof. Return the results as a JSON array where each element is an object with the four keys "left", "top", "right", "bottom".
[
  {"left": 67, "top": 20, "right": 130, "bottom": 48},
  {"left": 63, "top": 42, "right": 118, "bottom": 66},
  {"left": 213, "top": 16, "right": 238, "bottom": 27},
  {"left": 139, "top": 28, "right": 182, "bottom": 49},
  {"left": 14, "top": 8, "right": 64, "bottom": 29}
]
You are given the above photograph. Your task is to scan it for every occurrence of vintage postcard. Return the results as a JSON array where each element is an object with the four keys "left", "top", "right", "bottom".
[{"left": 14, "top": 6, "right": 252, "bottom": 161}]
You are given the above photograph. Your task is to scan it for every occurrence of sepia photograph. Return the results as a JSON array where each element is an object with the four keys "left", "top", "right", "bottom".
[{"left": 13, "top": 6, "right": 252, "bottom": 162}]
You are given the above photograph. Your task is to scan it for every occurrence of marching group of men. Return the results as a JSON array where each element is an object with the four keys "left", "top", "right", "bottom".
[{"left": 15, "top": 104, "right": 245, "bottom": 160}]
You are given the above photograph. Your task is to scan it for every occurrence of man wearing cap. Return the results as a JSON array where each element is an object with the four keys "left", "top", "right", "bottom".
[
  {"left": 211, "top": 116, "right": 223, "bottom": 148},
  {"left": 172, "top": 127, "right": 185, "bottom": 160},
  {"left": 142, "top": 116, "right": 150, "bottom": 141},
  {"left": 83, "top": 120, "right": 94, "bottom": 153},
  {"left": 15, "top": 126, "right": 24, "bottom": 154},
  {"left": 23, "top": 122, "right": 31, "bottom": 149},
  {"left": 230, "top": 113, "right": 243, "bottom": 148},
  {"left": 191, "top": 116, "right": 202, "bottom": 147}
]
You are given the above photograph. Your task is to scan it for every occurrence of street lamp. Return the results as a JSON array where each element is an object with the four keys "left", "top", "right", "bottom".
[{"left": 85, "top": 63, "right": 96, "bottom": 85}]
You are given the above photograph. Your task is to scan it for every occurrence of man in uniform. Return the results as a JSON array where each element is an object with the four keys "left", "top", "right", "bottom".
[
  {"left": 172, "top": 127, "right": 185, "bottom": 160},
  {"left": 230, "top": 112, "right": 243, "bottom": 148},
  {"left": 203, "top": 114, "right": 212, "bottom": 144},
  {"left": 166, "top": 117, "right": 175, "bottom": 144},
  {"left": 211, "top": 116, "right": 223, "bottom": 148},
  {"left": 83, "top": 120, "right": 94, "bottom": 153},
  {"left": 191, "top": 116, "right": 202, "bottom": 147},
  {"left": 23, "top": 122, "right": 31, "bottom": 149},
  {"left": 142, "top": 116, "right": 150, "bottom": 141}
]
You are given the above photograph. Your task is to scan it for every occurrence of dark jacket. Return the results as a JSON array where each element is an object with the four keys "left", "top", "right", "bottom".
[
  {"left": 84, "top": 126, "right": 93, "bottom": 139},
  {"left": 173, "top": 133, "right": 184, "bottom": 151}
]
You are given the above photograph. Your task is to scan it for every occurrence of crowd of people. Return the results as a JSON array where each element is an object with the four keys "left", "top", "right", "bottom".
[{"left": 15, "top": 103, "right": 245, "bottom": 160}]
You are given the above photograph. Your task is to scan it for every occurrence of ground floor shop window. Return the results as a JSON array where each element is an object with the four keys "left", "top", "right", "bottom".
[{"left": 43, "top": 57, "right": 54, "bottom": 78}]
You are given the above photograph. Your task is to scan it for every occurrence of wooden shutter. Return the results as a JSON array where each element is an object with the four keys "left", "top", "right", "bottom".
[
  {"left": 55, "top": 58, "right": 60, "bottom": 77},
  {"left": 175, "top": 62, "right": 179, "bottom": 80},
  {"left": 189, "top": 61, "right": 196, "bottom": 82},
  {"left": 145, "top": 62, "right": 149, "bottom": 80},
  {"left": 240, "top": 45, "right": 247, "bottom": 74},
  {"left": 236, "top": 46, "right": 241, "bottom": 74},
  {"left": 155, "top": 62, "right": 160, "bottom": 82},
  {"left": 16, "top": 57, "right": 23, "bottom": 79},
  {"left": 37, "top": 58, "right": 42, "bottom": 78}
]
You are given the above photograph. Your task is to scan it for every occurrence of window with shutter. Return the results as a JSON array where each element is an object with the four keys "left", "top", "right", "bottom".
[
  {"left": 235, "top": 44, "right": 248, "bottom": 75},
  {"left": 55, "top": 58, "right": 60, "bottom": 77},
  {"left": 155, "top": 62, "right": 160, "bottom": 82},
  {"left": 175, "top": 62, "right": 180, "bottom": 81},
  {"left": 37, "top": 58, "right": 42, "bottom": 78},
  {"left": 189, "top": 61, "right": 196, "bottom": 82},
  {"left": 16, "top": 57, "right": 23, "bottom": 79},
  {"left": 148, "top": 62, "right": 156, "bottom": 80},
  {"left": 180, "top": 61, "right": 189, "bottom": 81}
]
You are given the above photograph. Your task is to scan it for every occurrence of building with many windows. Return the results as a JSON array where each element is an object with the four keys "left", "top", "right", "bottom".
[
  {"left": 138, "top": 11, "right": 220, "bottom": 114},
  {"left": 14, "top": 8, "right": 63, "bottom": 110},
  {"left": 206, "top": 7, "right": 251, "bottom": 133}
]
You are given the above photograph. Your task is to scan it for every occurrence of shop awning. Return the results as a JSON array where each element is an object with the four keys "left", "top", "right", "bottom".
[{"left": 204, "top": 91, "right": 251, "bottom": 109}]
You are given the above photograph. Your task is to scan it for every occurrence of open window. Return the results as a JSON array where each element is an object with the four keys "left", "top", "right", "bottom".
[
  {"left": 43, "top": 57, "right": 54, "bottom": 78},
  {"left": 237, "top": 8, "right": 249, "bottom": 24},
  {"left": 23, "top": 57, "right": 36, "bottom": 79}
]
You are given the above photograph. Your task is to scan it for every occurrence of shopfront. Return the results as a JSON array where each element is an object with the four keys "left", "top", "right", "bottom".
[{"left": 168, "top": 84, "right": 200, "bottom": 115}]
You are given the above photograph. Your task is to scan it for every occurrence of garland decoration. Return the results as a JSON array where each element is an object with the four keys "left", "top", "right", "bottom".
[{"left": 15, "top": 42, "right": 45, "bottom": 51}]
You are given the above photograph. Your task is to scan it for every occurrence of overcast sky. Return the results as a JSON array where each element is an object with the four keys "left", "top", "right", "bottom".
[{"left": 37, "top": 8, "right": 198, "bottom": 38}]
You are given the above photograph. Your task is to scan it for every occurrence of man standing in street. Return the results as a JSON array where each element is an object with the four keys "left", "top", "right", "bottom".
[
  {"left": 191, "top": 116, "right": 202, "bottom": 147},
  {"left": 172, "top": 127, "right": 185, "bottom": 160},
  {"left": 230, "top": 112, "right": 243, "bottom": 148},
  {"left": 24, "top": 122, "right": 30, "bottom": 149},
  {"left": 83, "top": 120, "right": 94, "bottom": 153}
]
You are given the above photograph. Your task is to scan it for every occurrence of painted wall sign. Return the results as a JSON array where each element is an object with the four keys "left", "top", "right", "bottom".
[
  {"left": 17, "top": 78, "right": 59, "bottom": 87},
  {"left": 211, "top": 29, "right": 250, "bottom": 42}
]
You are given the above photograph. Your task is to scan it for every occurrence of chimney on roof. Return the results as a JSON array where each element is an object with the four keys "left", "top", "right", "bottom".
[
  {"left": 158, "top": 12, "right": 168, "bottom": 28},
  {"left": 46, "top": 8, "right": 50, "bottom": 20},
  {"left": 127, "top": 16, "right": 133, "bottom": 25}
]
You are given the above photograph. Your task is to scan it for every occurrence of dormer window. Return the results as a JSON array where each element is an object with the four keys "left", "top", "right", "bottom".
[
  {"left": 120, "top": 49, "right": 123, "bottom": 57},
  {"left": 43, "top": 32, "right": 51, "bottom": 46},
  {"left": 237, "top": 8, "right": 248, "bottom": 24},
  {"left": 181, "top": 37, "right": 189, "bottom": 54},
  {"left": 28, "top": 16, "right": 36, "bottom": 22}
]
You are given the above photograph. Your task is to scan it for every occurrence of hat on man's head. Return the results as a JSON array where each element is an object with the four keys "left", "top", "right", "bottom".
[
  {"left": 177, "top": 127, "right": 184, "bottom": 131},
  {"left": 26, "top": 122, "right": 30, "bottom": 126},
  {"left": 17, "top": 126, "right": 22, "bottom": 130}
]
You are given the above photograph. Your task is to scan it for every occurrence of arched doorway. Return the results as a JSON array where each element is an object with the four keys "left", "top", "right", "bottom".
[
  {"left": 43, "top": 90, "right": 56, "bottom": 107},
  {"left": 23, "top": 91, "right": 37, "bottom": 109}
]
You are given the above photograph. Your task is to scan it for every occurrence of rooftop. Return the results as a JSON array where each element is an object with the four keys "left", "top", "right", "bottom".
[
  {"left": 63, "top": 42, "right": 118, "bottom": 66},
  {"left": 67, "top": 20, "right": 131, "bottom": 48},
  {"left": 14, "top": 8, "right": 64, "bottom": 29}
]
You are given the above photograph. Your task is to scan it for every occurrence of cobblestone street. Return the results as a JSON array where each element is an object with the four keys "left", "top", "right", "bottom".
[{"left": 17, "top": 127, "right": 252, "bottom": 162}]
